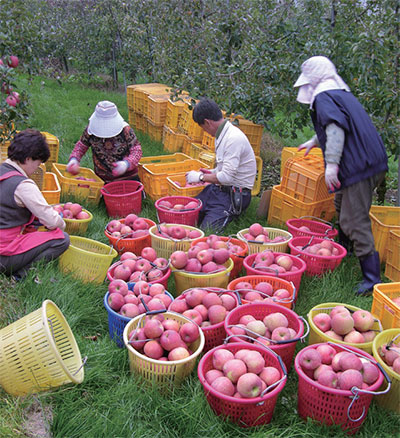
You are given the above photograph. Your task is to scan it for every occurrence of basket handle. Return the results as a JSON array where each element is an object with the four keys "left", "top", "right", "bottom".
[
  {"left": 299, "top": 216, "right": 335, "bottom": 229},
  {"left": 72, "top": 355, "right": 88, "bottom": 376}
]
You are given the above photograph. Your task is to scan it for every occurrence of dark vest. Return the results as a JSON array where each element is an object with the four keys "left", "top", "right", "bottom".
[{"left": 0, "top": 162, "right": 32, "bottom": 228}]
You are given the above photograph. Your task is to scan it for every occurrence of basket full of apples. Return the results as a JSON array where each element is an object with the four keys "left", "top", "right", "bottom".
[
  {"left": 168, "top": 287, "right": 240, "bottom": 352},
  {"left": 155, "top": 196, "right": 202, "bottom": 226},
  {"left": 288, "top": 236, "right": 347, "bottom": 276},
  {"left": 295, "top": 342, "right": 389, "bottom": 434},
  {"left": 197, "top": 342, "right": 287, "bottom": 427},
  {"left": 53, "top": 202, "right": 92, "bottom": 235},
  {"left": 237, "top": 223, "right": 293, "bottom": 254},
  {"left": 308, "top": 303, "right": 383, "bottom": 354},
  {"left": 286, "top": 217, "right": 338, "bottom": 239},
  {"left": 123, "top": 311, "right": 205, "bottom": 387}
]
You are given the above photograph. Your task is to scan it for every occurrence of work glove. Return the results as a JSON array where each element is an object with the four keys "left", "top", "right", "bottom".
[
  {"left": 186, "top": 170, "right": 202, "bottom": 184},
  {"left": 112, "top": 160, "right": 129, "bottom": 177},
  {"left": 66, "top": 158, "right": 80, "bottom": 175},
  {"left": 325, "top": 163, "right": 341, "bottom": 192},
  {"left": 298, "top": 138, "right": 318, "bottom": 156}
]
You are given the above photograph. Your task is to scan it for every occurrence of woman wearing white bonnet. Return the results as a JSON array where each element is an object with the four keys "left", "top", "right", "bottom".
[
  {"left": 294, "top": 55, "right": 388, "bottom": 296},
  {"left": 66, "top": 101, "right": 142, "bottom": 183}
]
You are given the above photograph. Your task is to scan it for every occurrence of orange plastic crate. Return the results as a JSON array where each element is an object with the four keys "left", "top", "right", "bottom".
[
  {"left": 267, "top": 184, "right": 335, "bottom": 227},
  {"left": 280, "top": 155, "right": 330, "bottom": 203},
  {"left": 145, "top": 117, "right": 163, "bottom": 142},
  {"left": 280, "top": 146, "right": 323, "bottom": 177},
  {"left": 370, "top": 205, "right": 400, "bottom": 262},
  {"left": 230, "top": 116, "right": 263, "bottom": 156},
  {"left": 41, "top": 172, "right": 61, "bottom": 204},
  {"left": 167, "top": 174, "right": 209, "bottom": 197},
  {"left": 162, "top": 126, "right": 187, "bottom": 153},
  {"left": 385, "top": 229, "right": 400, "bottom": 282},
  {"left": 371, "top": 282, "right": 400, "bottom": 329}
]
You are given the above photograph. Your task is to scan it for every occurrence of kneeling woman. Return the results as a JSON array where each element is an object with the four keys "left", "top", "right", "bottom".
[{"left": 0, "top": 129, "right": 69, "bottom": 279}]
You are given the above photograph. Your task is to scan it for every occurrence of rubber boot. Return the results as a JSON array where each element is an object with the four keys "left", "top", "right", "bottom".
[
  {"left": 337, "top": 225, "right": 353, "bottom": 255},
  {"left": 356, "top": 251, "right": 381, "bottom": 296}
]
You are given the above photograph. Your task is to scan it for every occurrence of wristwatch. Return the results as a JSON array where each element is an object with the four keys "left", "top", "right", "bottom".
[{"left": 199, "top": 173, "right": 205, "bottom": 182}]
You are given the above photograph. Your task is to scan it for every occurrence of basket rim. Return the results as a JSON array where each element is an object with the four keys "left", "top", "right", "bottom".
[
  {"left": 191, "top": 236, "right": 248, "bottom": 256},
  {"left": 243, "top": 251, "right": 307, "bottom": 273},
  {"left": 57, "top": 205, "right": 93, "bottom": 224},
  {"left": 149, "top": 224, "right": 205, "bottom": 242},
  {"left": 227, "top": 274, "right": 295, "bottom": 290},
  {"left": 155, "top": 196, "right": 202, "bottom": 213},
  {"left": 52, "top": 162, "right": 103, "bottom": 183},
  {"left": 101, "top": 180, "right": 144, "bottom": 198},
  {"left": 105, "top": 218, "right": 156, "bottom": 242},
  {"left": 372, "top": 328, "right": 400, "bottom": 380},
  {"left": 288, "top": 236, "right": 346, "bottom": 260},
  {"left": 69, "top": 235, "right": 117, "bottom": 258}
]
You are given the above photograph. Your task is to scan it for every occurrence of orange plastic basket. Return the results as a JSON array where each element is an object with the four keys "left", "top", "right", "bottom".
[
  {"left": 369, "top": 205, "right": 400, "bottom": 262},
  {"left": 41, "top": 172, "right": 61, "bottom": 204},
  {"left": 371, "top": 282, "right": 400, "bottom": 330},
  {"left": 385, "top": 230, "right": 400, "bottom": 282}
]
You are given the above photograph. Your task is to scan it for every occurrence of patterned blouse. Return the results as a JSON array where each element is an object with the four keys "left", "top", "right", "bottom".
[{"left": 69, "top": 125, "right": 142, "bottom": 183}]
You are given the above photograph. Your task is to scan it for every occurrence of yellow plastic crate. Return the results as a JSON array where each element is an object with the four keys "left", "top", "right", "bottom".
[
  {"left": 147, "top": 94, "right": 171, "bottom": 125},
  {"left": 280, "top": 146, "right": 323, "bottom": 177},
  {"left": 138, "top": 152, "right": 191, "bottom": 182},
  {"left": 167, "top": 174, "right": 209, "bottom": 197},
  {"left": 145, "top": 117, "right": 163, "bottom": 142},
  {"left": 370, "top": 205, "right": 400, "bottom": 262},
  {"left": 162, "top": 126, "right": 187, "bottom": 153},
  {"left": 126, "top": 84, "right": 147, "bottom": 110},
  {"left": 52, "top": 163, "right": 104, "bottom": 205},
  {"left": 142, "top": 159, "right": 209, "bottom": 201},
  {"left": 31, "top": 163, "right": 46, "bottom": 190},
  {"left": 165, "top": 98, "right": 187, "bottom": 130},
  {"left": 385, "top": 230, "right": 400, "bottom": 282},
  {"left": 178, "top": 102, "right": 204, "bottom": 143},
  {"left": 198, "top": 151, "right": 216, "bottom": 168},
  {"left": 128, "top": 111, "right": 147, "bottom": 134},
  {"left": 186, "top": 142, "right": 206, "bottom": 160},
  {"left": 230, "top": 116, "right": 263, "bottom": 156},
  {"left": 267, "top": 184, "right": 335, "bottom": 227},
  {"left": 280, "top": 155, "right": 330, "bottom": 203},
  {"left": 132, "top": 83, "right": 171, "bottom": 114},
  {"left": 41, "top": 172, "right": 61, "bottom": 204},
  {"left": 371, "top": 282, "right": 400, "bottom": 329},
  {"left": 201, "top": 130, "right": 215, "bottom": 151},
  {"left": 252, "top": 155, "right": 263, "bottom": 197},
  {"left": 0, "top": 139, "right": 11, "bottom": 163}
]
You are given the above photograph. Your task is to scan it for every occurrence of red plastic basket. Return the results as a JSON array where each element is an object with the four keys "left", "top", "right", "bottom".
[
  {"left": 288, "top": 236, "right": 346, "bottom": 277},
  {"left": 168, "top": 287, "right": 240, "bottom": 352},
  {"left": 242, "top": 252, "right": 306, "bottom": 294},
  {"left": 294, "top": 342, "right": 387, "bottom": 435},
  {"left": 101, "top": 181, "right": 144, "bottom": 217},
  {"left": 190, "top": 236, "right": 248, "bottom": 281},
  {"left": 224, "top": 302, "right": 307, "bottom": 372},
  {"left": 197, "top": 342, "right": 287, "bottom": 427},
  {"left": 286, "top": 217, "right": 338, "bottom": 239},
  {"left": 104, "top": 218, "right": 155, "bottom": 254},
  {"left": 155, "top": 196, "right": 202, "bottom": 226}
]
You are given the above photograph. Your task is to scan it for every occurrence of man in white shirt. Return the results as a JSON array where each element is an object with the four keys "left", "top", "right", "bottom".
[{"left": 186, "top": 98, "right": 256, "bottom": 232}]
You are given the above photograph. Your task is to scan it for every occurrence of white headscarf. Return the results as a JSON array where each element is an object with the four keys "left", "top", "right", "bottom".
[{"left": 293, "top": 56, "right": 350, "bottom": 107}]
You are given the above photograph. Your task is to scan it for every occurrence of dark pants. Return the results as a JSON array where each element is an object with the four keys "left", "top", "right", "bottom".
[
  {"left": 196, "top": 184, "right": 251, "bottom": 233},
  {"left": 0, "top": 232, "right": 70, "bottom": 277}
]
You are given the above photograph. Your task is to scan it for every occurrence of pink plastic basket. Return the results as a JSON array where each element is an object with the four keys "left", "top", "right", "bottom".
[
  {"left": 288, "top": 236, "right": 346, "bottom": 276},
  {"left": 155, "top": 196, "right": 202, "bottom": 226},
  {"left": 286, "top": 216, "right": 338, "bottom": 239},
  {"left": 224, "top": 302, "right": 308, "bottom": 372},
  {"left": 294, "top": 342, "right": 389, "bottom": 435},
  {"left": 101, "top": 181, "right": 144, "bottom": 217},
  {"left": 197, "top": 342, "right": 287, "bottom": 427},
  {"left": 242, "top": 252, "right": 306, "bottom": 294}
]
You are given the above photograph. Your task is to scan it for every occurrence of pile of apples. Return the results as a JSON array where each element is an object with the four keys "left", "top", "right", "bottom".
[
  {"left": 228, "top": 311, "right": 297, "bottom": 345},
  {"left": 106, "top": 214, "right": 150, "bottom": 239},
  {"left": 390, "top": 296, "right": 400, "bottom": 307},
  {"left": 168, "top": 288, "right": 237, "bottom": 328},
  {"left": 110, "top": 247, "right": 168, "bottom": 283},
  {"left": 173, "top": 180, "right": 208, "bottom": 188},
  {"left": 298, "top": 344, "right": 380, "bottom": 390},
  {"left": 241, "top": 223, "right": 289, "bottom": 244},
  {"left": 53, "top": 202, "right": 90, "bottom": 220},
  {"left": 378, "top": 339, "right": 400, "bottom": 374},
  {"left": 127, "top": 314, "right": 201, "bottom": 361},
  {"left": 249, "top": 250, "right": 299, "bottom": 274},
  {"left": 158, "top": 198, "right": 200, "bottom": 210},
  {"left": 170, "top": 245, "right": 231, "bottom": 273},
  {"left": 230, "top": 279, "right": 292, "bottom": 303},
  {"left": 293, "top": 239, "right": 339, "bottom": 257},
  {"left": 204, "top": 347, "right": 282, "bottom": 398},
  {"left": 192, "top": 234, "right": 244, "bottom": 256},
  {"left": 312, "top": 305, "right": 377, "bottom": 344},
  {"left": 152, "top": 224, "right": 202, "bottom": 240},
  {"left": 107, "top": 279, "right": 172, "bottom": 318}
]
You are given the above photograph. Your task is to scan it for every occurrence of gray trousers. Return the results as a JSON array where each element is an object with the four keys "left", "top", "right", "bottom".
[
  {"left": 0, "top": 232, "right": 70, "bottom": 277},
  {"left": 334, "top": 172, "right": 385, "bottom": 258}
]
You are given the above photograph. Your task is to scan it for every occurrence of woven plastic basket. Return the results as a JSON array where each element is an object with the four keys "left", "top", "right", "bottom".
[
  {"left": 295, "top": 342, "right": 388, "bottom": 434},
  {"left": 237, "top": 227, "right": 293, "bottom": 254},
  {"left": 288, "top": 236, "right": 346, "bottom": 276},
  {"left": 224, "top": 302, "right": 307, "bottom": 372},
  {"left": 155, "top": 196, "right": 202, "bottom": 226},
  {"left": 123, "top": 311, "right": 205, "bottom": 386},
  {"left": 0, "top": 300, "right": 85, "bottom": 396},
  {"left": 307, "top": 302, "right": 383, "bottom": 354},
  {"left": 197, "top": 342, "right": 287, "bottom": 427},
  {"left": 101, "top": 180, "right": 144, "bottom": 217},
  {"left": 59, "top": 236, "right": 117, "bottom": 284},
  {"left": 61, "top": 205, "right": 93, "bottom": 235},
  {"left": 286, "top": 217, "right": 338, "bottom": 239}
]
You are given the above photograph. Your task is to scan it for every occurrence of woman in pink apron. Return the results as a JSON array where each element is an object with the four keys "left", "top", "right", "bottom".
[{"left": 0, "top": 129, "right": 69, "bottom": 280}]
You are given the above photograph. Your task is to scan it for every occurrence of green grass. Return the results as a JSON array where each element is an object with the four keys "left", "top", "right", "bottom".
[{"left": 0, "top": 75, "right": 399, "bottom": 438}]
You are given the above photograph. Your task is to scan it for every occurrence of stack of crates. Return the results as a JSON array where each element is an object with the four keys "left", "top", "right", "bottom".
[
  {"left": 280, "top": 147, "right": 323, "bottom": 176},
  {"left": 268, "top": 155, "right": 336, "bottom": 226},
  {"left": 163, "top": 97, "right": 192, "bottom": 152}
]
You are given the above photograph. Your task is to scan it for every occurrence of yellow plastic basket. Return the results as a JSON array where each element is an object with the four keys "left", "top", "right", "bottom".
[
  {"left": 371, "top": 282, "right": 400, "bottom": 330},
  {"left": 61, "top": 206, "right": 93, "bottom": 235},
  {"left": 123, "top": 311, "right": 205, "bottom": 387},
  {"left": 385, "top": 230, "right": 400, "bottom": 282},
  {"left": 237, "top": 227, "right": 293, "bottom": 254},
  {"left": 149, "top": 224, "right": 205, "bottom": 260},
  {"left": 369, "top": 205, "right": 400, "bottom": 262},
  {"left": 59, "top": 236, "right": 117, "bottom": 284},
  {"left": 372, "top": 328, "right": 400, "bottom": 413},
  {"left": 0, "top": 300, "right": 84, "bottom": 396},
  {"left": 41, "top": 172, "right": 61, "bottom": 204},
  {"left": 307, "top": 302, "right": 383, "bottom": 354}
]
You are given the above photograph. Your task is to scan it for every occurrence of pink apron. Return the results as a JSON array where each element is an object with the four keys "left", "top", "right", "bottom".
[{"left": 0, "top": 171, "right": 65, "bottom": 256}]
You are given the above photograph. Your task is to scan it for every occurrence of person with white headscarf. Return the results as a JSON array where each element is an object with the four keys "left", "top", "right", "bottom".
[
  {"left": 66, "top": 101, "right": 142, "bottom": 183},
  {"left": 294, "top": 56, "right": 388, "bottom": 296}
]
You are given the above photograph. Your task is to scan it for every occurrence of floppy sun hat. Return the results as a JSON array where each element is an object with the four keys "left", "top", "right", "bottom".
[{"left": 87, "top": 101, "right": 128, "bottom": 138}]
